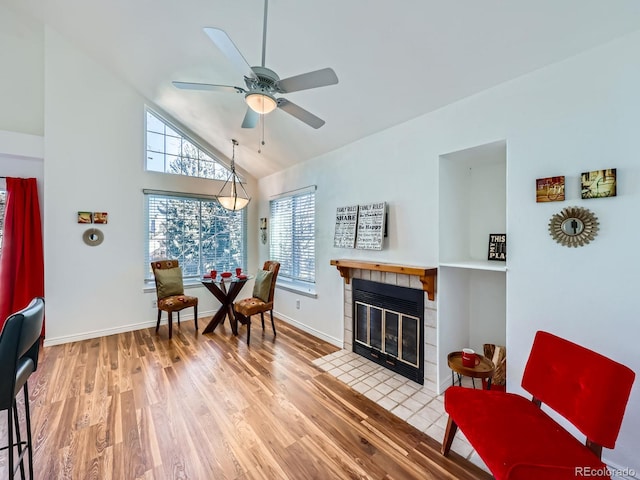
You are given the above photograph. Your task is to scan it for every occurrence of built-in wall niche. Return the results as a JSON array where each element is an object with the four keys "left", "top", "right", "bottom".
[
  {"left": 438, "top": 266, "right": 506, "bottom": 376},
  {"left": 439, "top": 140, "right": 506, "bottom": 269},
  {"left": 437, "top": 140, "right": 507, "bottom": 393}
]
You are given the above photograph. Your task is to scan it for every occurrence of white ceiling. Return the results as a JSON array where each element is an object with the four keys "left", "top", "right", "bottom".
[{"left": 5, "top": 0, "right": 640, "bottom": 177}]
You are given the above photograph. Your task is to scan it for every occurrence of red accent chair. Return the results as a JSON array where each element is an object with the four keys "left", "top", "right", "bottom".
[{"left": 441, "top": 331, "right": 635, "bottom": 480}]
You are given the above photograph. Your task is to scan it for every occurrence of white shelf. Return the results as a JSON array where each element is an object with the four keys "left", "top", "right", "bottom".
[{"left": 439, "top": 260, "right": 507, "bottom": 272}]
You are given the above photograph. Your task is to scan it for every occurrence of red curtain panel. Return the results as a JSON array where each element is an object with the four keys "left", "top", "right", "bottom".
[{"left": 0, "top": 177, "right": 44, "bottom": 334}]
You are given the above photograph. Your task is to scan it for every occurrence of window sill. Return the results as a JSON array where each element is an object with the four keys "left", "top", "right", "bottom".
[
  {"left": 276, "top": 280, "right": 317, "bottom": 299},
  {"left": 143, "top": 280, "right": 205, "bottom": 294}
]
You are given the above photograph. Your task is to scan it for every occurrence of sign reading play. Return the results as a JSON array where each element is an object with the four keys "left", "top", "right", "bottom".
[{"left": 488, "top": 234, "right": 507, "bottom": 261}]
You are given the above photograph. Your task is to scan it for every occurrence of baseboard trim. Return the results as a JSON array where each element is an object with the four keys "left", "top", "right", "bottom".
[
  {"left": 43, "top": 309, "right": 216, "bottom": 347},
  {"left": 273, "top": 311, "right": 343, "bottom": 348},
  {"left": 43, "top": 310, "right": 343, "bottom": 349},
  {"left": 439, "top": 376, "right": 453, "bottom": 395}
]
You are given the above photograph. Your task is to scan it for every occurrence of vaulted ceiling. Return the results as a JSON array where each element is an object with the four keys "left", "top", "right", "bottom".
[{"left": 5, "top": 0, "right": 640, "bottom": 177}]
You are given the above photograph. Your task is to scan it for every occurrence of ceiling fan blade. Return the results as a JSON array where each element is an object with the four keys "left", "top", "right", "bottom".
[
  {"left": 276, "top": 68, "right": 339, "bottom": 93},
  {"left": 241, "top": 107, "right": 259, "bottom": 129},
  {"left": 203, "top": 27, "right": 257, "bottom": 80},
  {"left": 172, "top": 81, "right": 245, "bottom": 93},
  {"left": 277, "top": 98, "right": 325, "bottom": 129}
]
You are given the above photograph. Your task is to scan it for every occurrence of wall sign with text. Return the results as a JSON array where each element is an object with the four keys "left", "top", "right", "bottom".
[
  {"left": 355, "top": 202, "right": 387, "bottom": 250},
  {"left": 334, "top": 202, "right": 387, "bottom": 250},
  {"left": 334, "top": 205, "right": 359, "bottom": 248},
  {"left": 488, "top": 233, "right": 507, "bottom": 261}
]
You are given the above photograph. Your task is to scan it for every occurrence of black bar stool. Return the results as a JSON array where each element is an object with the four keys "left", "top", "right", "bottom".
[{"left": 0, "top": 297, "right": 45, "bottom": 480}]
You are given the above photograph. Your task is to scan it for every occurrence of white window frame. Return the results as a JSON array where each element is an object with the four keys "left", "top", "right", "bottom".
[
  {"left": 144, "top": 190, "right": 247, "bottom": 285},
  {"left": 269, "top": 186, "right": 317, "bottom": 297},
  {"left": 145, "top": 108, "right": 233, "bottom": 181}
]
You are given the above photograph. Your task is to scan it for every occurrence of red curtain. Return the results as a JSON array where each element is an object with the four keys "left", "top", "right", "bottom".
[{"left": 0, "top": 177, "right": 44, "bottom": 334}]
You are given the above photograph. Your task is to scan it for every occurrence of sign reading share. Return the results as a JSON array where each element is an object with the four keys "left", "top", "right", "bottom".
[
  {"left": 334, "top": 202, "right": 387, "bottom": 250},
  {"left": 334, "top": 205, "right": 358, "bottom": 248}
]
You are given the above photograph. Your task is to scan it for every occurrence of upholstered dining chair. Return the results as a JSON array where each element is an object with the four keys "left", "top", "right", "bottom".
[
  {"left": 234, "top": 261, "right": 280, "bottom": 345},
  {"left": 0, "top": 297, "right": 45, "bottom": 480},
  {"left": 151, "top": 260, "right": 198, "bottom": 339}
]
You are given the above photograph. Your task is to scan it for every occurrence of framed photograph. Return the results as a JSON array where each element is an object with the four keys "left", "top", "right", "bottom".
[
  {"left": 488, "top": 233, "right": 506, "bottom": 261},
  {"left": 77, "top": 211, "right": 93, "bottom": 224},
  {"left": 581, "top": 168, "right": 617, "bottom": 199},
  {"left": 536, "top": 176, "right": 565, "bottom": 203},
  {"left": 93, "top": 212, "right": 109, "bottom": 224}
]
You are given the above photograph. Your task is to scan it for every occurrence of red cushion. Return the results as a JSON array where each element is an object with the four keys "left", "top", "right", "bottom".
[
  {"left": 522, "top": 331, "right": 635, "bottom": 449},
  {"left": 444, "top": 387, "right": 610, "bottom": 480}
]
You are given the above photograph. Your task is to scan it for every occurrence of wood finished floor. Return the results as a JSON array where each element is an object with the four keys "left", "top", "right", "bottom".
[{"left": 1, "top": 317, "right": 492, "bottom": 480}]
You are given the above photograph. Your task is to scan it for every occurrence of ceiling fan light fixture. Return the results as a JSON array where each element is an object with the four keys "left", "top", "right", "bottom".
[{"left": 245, "top": 92, "right": 277, "bottom": 114}]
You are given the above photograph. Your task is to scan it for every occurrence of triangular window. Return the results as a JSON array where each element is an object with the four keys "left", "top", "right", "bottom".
[{"left": 145, "top": 109, "right": 230, "bottom": 180}]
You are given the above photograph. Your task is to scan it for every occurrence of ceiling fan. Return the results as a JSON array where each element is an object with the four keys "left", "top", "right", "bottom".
[{"left": 173, "top": 0, "right": 338, "bottom": 129}]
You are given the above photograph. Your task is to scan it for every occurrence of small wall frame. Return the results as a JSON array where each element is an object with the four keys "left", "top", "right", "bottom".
[
  {"left": 78, "top": 211, "right": 92, "bottom": 224},
  {"left": 581, "top": 169, "right": 616, "bottom": 199},
  {"left": 93, "top": 212, "right": 108, "bottom": 224},
  {"left": 536, "top": 176, "right": 565, "bottom": 203}
]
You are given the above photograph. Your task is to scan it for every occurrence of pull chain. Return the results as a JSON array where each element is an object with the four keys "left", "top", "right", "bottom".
[{"left": 258, "top": 114, "right": 266, "bottom": 153}]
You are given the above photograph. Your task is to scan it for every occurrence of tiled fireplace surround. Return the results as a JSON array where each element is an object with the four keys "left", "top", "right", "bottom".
[
  {"left": 342, "top": 268, "right": 439, "bottom": 392},
  {"left": 318, "top": 260, "right": 486, "bottom": 469}
]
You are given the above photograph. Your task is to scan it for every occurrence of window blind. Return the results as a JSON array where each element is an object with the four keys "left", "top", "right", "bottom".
[
  {"left": 145, "top": 192, "right": 246, "bottom": 280},
  {"left": 269, "top": 190, "right": 315, "bottom": 284}
]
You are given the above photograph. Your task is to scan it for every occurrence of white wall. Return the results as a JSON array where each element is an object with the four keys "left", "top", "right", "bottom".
[
  {"left": 0, "top": 4, "right": 261, "bottom": 344},
  {"left": 40, "top": 28, "right": 259, "bottom": 345},
  {"left": 0, "top": 3, "right": 45, "bottom": 193},
  {"left": 0, "top": 3, "right": 43, "bottom": 136},
  {"left": 260, "top": 31, "right": 640, "bottom": 471}
]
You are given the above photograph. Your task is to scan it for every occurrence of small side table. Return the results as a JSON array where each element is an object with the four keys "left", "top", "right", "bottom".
[{"left": 447, "top": 351, "right": 496, "bottom": 390}]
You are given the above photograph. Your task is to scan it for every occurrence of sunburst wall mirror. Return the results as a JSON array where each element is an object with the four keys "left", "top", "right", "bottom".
[{"left": 548, "top": 206, "right": 599, "bottom": 247}]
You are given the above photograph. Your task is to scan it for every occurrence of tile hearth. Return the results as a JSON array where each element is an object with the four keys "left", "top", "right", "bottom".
[{"left": 312, "top": 349, "right": 489, "bottom": 472}]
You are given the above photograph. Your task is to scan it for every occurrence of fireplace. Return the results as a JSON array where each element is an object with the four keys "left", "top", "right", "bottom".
[
  {"left": 353, "top": 279, "right": 424, "bottom": 384},
  {"left": 331, "top": 259, "right": 438, "bottom": 391}
]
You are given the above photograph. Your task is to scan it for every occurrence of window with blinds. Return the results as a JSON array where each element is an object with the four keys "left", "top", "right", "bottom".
[
  {"left": 0, "top": 190, "right": 5, "bottom": 254},
  {"left": 269, "top": 189, "right": 316, "bottom": 290},
  {"left": 145, "top": 109, "right": 231, "bottom": 181},
  {"left": 145, "top": 192, "right": 246, "bottom": 281}
]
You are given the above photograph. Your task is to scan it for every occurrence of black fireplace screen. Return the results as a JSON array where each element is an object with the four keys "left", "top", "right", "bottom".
[
  {"left": 352, "top": 279, "right": 424, "bottom": 384},
  {"left": 355, "top": 303, "right": 420, "bottom": 368}
]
